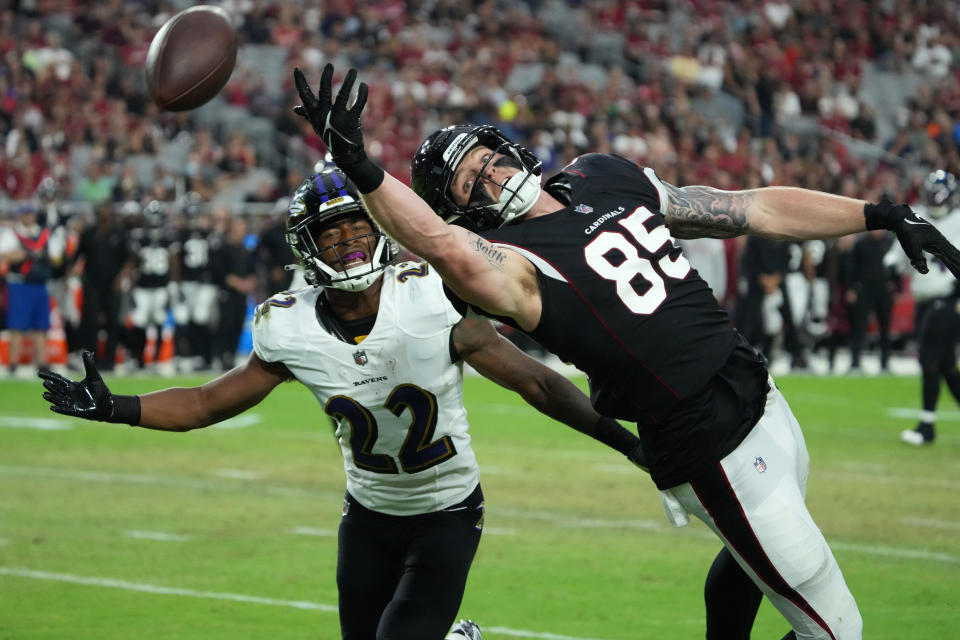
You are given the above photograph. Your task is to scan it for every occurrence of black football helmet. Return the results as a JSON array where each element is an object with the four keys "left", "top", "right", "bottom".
[
  {"left": 410, "top": 124, "right": 542, "bottom": 231},
  {"left": 286, "top": 168, "right": 397, "bottom": 291},
  {"left": 923, "top": 169, "right": 958, "bottom": 219}
]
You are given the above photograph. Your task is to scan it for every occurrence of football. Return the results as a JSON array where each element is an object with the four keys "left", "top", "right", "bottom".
[{"left": 145, "top": 5, "right": 237, "bottom": 111}]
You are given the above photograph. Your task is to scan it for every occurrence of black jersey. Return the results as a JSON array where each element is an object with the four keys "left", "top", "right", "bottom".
[
  {"left": 178, "top": 227, "right": 214, "bottom": 283},
  {"left": 459, "top": 154, "right": 766, "bottom": 487},
  {"left": 131, "top": 227, "right": 179, "bottom": 288}
]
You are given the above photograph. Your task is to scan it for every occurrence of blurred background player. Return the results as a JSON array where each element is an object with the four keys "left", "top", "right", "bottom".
[
  {"left": 73, "top": 202, "right": 133, "bottom": 373},
  {"left": 886, "top": 170, "right": 960, "bottom": 445},
  {"left": 39, "top": 168, "right": 645, "bottom": 640},
  {"left": 128, "top": 200, "right": 179, "bottom": 370},
  {"left": 172, "top": 205, "right": 218, "bottom": 372},
  {"left": 845, "top": 228, "right": 895, "bottom": 374}
]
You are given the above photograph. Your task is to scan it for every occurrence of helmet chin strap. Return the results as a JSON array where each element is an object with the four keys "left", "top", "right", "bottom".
[{"left": 497, "top": 169, "right": 540, "bottom": 224}]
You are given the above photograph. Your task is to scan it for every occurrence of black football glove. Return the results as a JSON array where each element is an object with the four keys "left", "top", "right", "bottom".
[
  {"left": 865, "top": 198, "right": 960, "bottom": 278},
  {"left": 38, "top": 351, "right": 139, "bottom": 424},
  {"left": 293, "top": 64, "right": 383, "bottom": 193}
]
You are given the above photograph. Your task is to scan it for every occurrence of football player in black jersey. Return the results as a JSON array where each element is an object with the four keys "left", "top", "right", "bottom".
[{"left": 293, "top": 63, "right": 960, "bottom": 640}]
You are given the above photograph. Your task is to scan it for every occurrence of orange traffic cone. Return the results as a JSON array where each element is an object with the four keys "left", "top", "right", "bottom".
[
  {"left": 46, "top": 296, "right": 68, "bottom": 368},
  {"left": 143, "top": 325, "right": 157, "bottom": 366},
  {"left": 156, "top": 324, "right": 175, "bottom": 377},
  {"left": 0, "top": 330, "right": 9, "bottom": 368}
]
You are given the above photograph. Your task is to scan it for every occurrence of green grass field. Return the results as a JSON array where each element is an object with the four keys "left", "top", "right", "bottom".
[{"left": 1, "top": 370, "right": 958, "bottom": 639}]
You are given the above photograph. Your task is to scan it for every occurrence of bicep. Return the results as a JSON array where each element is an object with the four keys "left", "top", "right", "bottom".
[
  {"left": 436, "top": 227, "right": 535, "bottom": 323},
  {"left": 662, "top": 182, "right": 754, "bottom": 239}
]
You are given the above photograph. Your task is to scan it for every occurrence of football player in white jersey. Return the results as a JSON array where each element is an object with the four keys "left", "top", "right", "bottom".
[
  {"left": 38, "top": 168, "right": 646, "bottom": 640},
  {"left": 885, "top": 170, "right": 960, "bottom": 445}
]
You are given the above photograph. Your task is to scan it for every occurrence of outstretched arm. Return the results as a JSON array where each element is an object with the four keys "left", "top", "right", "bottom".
[
  {"left": 362, "top": 173, "right": 540, "bottom": 328},
  {"left": 39, "top": 351, "right": 289, "bottom": 431},
  {"left": 663, "top": 184, "right": 867, "bottom": 240},
  {"left": 293, "top": 63, "right": 539, "bottom": 329},
  {"left": 663, "top": 183, "right": 960, "bottom": 278},
  {"left": 453, "top": 316, "right": 647, "bottom": 469}
]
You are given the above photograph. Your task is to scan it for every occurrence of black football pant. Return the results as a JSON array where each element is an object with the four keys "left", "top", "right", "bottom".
[
  {"left": 917, "top": 297, "right": 960, "bottom": 418},
  {"left": 849, "top": 286, "right": 892, "bottom": 369},
  {"left": 337, "top": 485, "right": 484, "bottom": 640}
]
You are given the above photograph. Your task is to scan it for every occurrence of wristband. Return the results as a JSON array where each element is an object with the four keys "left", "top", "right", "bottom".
[
  {"left": 334, "top": 149, "right": 384, "bottom": 194},
  {"left": 863, "top": 200, "right": 902, "bottom": 231},
  {"left": 108, "top": 394, "right": 141, "bottom": 426},
  {"left": 593, "top": 416, "right": 641, "bottom": 457}
]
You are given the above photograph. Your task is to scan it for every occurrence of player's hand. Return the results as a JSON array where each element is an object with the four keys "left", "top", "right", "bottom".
[
  {"left": 865, "top": 198, "right": 960, "bottom": 277},
  {"left": 293, "top": 63, "right": 368, "bottom": 158},
  {"left": 39, "top": 351, "right": 117, "bottom": 421},
  {"left": 293, "top": 64, "right": 383, "bottom": 193}
]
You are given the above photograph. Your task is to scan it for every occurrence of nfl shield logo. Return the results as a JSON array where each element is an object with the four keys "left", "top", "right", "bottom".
[
  {"left": 753, "top": 456, "right": 767, "bottom": 473},
  {"left": 353, "top": 350, "right": 368, "bottom": 366},
  {"left": 574, "top": 203, "right": 593, "bottom": 214}
]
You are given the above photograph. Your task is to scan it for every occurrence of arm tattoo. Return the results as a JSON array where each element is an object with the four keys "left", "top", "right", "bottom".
[
  {"left": 466, "top": 232, "right": 507, "bottom": 269},
  {"left": 663, "top": 183, "right": 753, "bottom": 239}
]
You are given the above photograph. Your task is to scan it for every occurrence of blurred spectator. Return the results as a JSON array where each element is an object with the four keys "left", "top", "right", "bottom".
[
  {"left": 0, "top": 204, "right": 51, "bottom": 377},
  {"left": 257, "top": 197, "right": 299, "bottom": 295},
  {"left": 73, "top": 161, "right": 116, "bottom": 205},
  {"left": 0, "top": 0, "right": 958, "bottom": 374},
  {"left": 212, "top": 215, "right": 257, "bottom": 370},
  {"left": 74, "top": 202, "right": 132, "bottom": 372}
]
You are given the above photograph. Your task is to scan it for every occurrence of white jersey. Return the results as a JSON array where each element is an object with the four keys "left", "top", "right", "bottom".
[
  {"left": 252, "top": 262, "right": 477, "bottom": 516},
  {"left": 884, "top": 206, "right": 960, "bottom": 302}
]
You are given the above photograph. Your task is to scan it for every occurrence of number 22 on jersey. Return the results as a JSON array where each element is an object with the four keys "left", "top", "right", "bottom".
[
  {"left": 584, "top": 205, "right": 691, "bottom": 315},
  {"left": 326, "top": 384, "right": 456, "bottom": 474}
]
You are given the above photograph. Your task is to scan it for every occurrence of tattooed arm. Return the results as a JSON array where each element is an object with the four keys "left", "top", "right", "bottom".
[
  {"left": 662, "top": 183, "right": 869, "bottom": 241},
  {"left": 360, "top": 172, "right": 543, "bottom": 329}
]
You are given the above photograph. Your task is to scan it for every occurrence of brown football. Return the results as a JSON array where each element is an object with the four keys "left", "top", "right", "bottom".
[{"left": 145, "top": 5, "right": 237, "bottom": 111}]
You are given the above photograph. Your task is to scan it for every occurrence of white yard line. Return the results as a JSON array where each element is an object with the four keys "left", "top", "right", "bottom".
[
  {"left": 886, "top": 408, "right": 960, "bottom": 421},
  {"left": 0, "top": 415, "right": 73, "bottom": 430},
  {"left": 124, "top": 530, "right": 191, "bottom": 542},
  {"left": 900, "top": 517, "right": 960, "bottom": 530},
  {"left": 0, "top": 567, "right": 337, "bottom": 612},
  {"left": 213, "top": 469, "right": 263, "bottom": 480},
  {"left": 0, "top": 464, "right": 325, "bottom": 499},
  {"left": 0, "top": 567, "right": 611, "bottom": 640},
  {"left": 4, "top": 464, "right": 957, "bottom": 565},
  {"left": 830, "top": 541, "right": 960, "bottom": 564},
  {"left": 291, "top": 527, "right": 336, "bottom": 537}
]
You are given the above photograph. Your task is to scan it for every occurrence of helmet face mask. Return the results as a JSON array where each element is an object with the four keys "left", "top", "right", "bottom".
[
  {"left": 287, "top": 169, "right": 397, "bottom": 292},
  {"left": 411, "top": 124, "right": 542, "bottom": 232}
]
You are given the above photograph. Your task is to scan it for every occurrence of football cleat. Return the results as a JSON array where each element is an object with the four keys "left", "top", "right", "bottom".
[
  {"left": 900, "top": 424, "right": 935, "bottom": 446},
  {"left": 447, "top": 619, "right": 482, "bottom": 640}
]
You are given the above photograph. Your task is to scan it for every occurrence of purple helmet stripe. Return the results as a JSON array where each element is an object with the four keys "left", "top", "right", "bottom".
[
  {"left": 314, "top": 173, "right": 330, "bottom": 203},
  {"left": 329, "top": 171, "right": 350, "bottom": 197}
]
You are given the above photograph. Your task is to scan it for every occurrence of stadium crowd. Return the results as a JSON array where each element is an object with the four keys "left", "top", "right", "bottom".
[{"left": 1, "top": 0, "right": 959, "bottom": 376}]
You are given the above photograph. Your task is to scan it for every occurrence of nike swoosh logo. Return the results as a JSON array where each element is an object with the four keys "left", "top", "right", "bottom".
[{"left": 903, "top": 218, "right": 928, "bottom": 225}]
